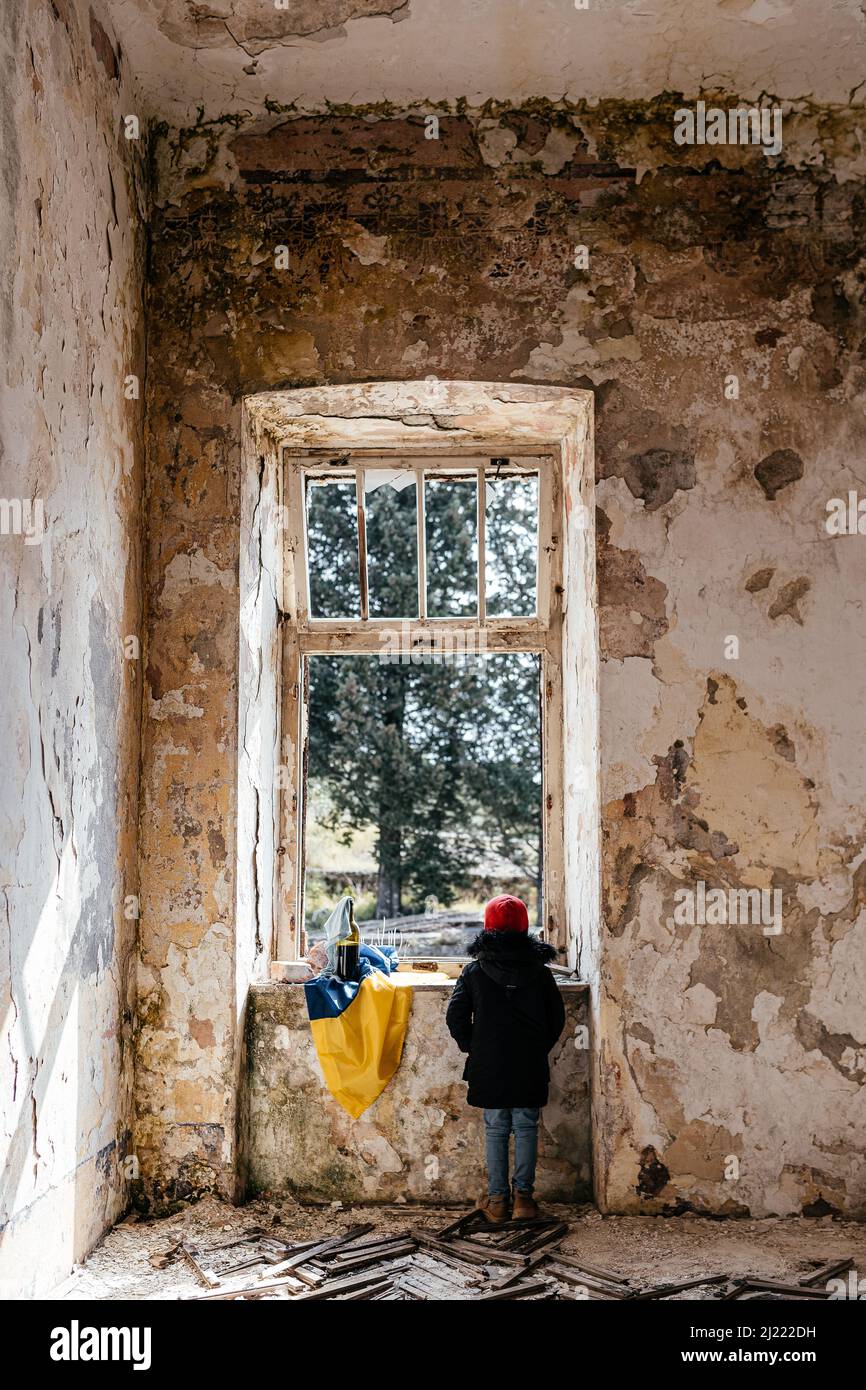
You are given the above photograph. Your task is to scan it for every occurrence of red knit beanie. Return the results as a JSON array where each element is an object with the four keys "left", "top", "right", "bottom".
[{"left": 483, "top": 894, "right": 529, "bottom": 933}]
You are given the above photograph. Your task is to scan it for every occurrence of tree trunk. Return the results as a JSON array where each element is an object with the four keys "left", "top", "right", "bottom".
[
  {"left": 375, "top": 666, "right": 406, "bottom": 917},
  {"left": 376, "top": 835, "right": 402, "bottom": 918}
]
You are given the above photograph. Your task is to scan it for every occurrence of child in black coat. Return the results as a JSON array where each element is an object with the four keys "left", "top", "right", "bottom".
[{"left": 445, "top": 894, "right": 566, "bottom": 1222}]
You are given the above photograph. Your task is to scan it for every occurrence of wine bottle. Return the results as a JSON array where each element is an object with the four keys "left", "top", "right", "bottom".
[{"left": 335, "top": 897, "right": 360, "bottom": 981}]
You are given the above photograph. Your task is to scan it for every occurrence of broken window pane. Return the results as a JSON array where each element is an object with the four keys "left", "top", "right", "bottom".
[
  {"left": 365, "top": 472, "right": 418, "bottom": 618},
  {"left": 306, "top": 478, "right": 360, "bottom": 618},
  {"left": 485, "top": 473, "right": 538, "bottom": 617},
  {"left": 425, "top": 476, "right": 477, "bottom": 618}
]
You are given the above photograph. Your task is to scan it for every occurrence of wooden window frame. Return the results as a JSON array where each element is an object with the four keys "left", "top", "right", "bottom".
[{"left": 277, "top": 446, "right": 565, "bottom": 962}]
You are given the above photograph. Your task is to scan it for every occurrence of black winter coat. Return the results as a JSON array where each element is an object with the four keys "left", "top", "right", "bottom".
[{"left": 445, "top": 931, "right": 566, "bottom": 1108}]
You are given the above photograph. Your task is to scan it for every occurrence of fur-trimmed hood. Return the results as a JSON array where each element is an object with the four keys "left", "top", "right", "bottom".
[{"left": 467, "top": 929, "right": 558, "bottom": 988}]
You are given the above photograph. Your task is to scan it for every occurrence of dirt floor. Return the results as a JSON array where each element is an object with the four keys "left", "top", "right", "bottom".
[{"left": 50, "top": 1196, "right": 866, "bottom": 1301}]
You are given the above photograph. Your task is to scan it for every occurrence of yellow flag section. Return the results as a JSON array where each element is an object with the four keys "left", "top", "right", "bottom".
[{"left": 304, "top": 954, "right": 413, "bottom": 1120}]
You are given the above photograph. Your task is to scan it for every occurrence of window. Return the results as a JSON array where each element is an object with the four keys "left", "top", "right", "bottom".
[
  {"left": 279, "top": 449, "right": 564, "bottom": 962},
  {"left": 305, "top": 651, "right": 542, "bottom": 955}
]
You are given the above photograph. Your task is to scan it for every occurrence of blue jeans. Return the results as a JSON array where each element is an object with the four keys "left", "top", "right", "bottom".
[{"left": 483, "top": 1107, "right": 540, "bottom": 1197}]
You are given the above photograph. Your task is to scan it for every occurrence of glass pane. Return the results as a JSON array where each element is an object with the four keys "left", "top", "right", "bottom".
[
  {"left": 304, "top": 651, "right": 541, "bottom": 956},
  {"left": 305, "top": 479, "right": 360, "bottom": 618},
  {"left": 485, "top": 473, "right": 538, "bottom": 617},
  {"left": 365, "top": 473, "right": 418, "bottom": 618},
  {"left": 425, "top": 476, "right": 477, "bottom": 618}
]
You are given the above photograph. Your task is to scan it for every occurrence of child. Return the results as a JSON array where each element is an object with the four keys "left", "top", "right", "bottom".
[{"left": 445, "top": 894, "right": 566, "bottom": 1222}]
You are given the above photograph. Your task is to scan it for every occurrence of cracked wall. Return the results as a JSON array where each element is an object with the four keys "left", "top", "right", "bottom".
[
  {"left": 0, "top": 0, "right": 146, "bottom": 1295},
  {"left": 140, "top": 95, "right": 866, "bottom": 1216}
]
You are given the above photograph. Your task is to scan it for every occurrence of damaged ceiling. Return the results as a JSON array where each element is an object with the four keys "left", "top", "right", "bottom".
[{"left": 103, "top": 0, "right": 866, "bottom": 120}]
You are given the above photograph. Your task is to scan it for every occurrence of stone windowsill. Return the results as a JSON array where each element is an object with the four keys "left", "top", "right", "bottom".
[{"left": 266, "top": 961, "right": 588, "bottom": 991}]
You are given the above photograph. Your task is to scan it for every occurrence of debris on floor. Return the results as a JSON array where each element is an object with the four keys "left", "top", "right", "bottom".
[
  {"left": 173, "top": 1212, "right": 577, "bottom": 1301},
  {"left": 54, "top": 1197, "right": 866, "bottom": 1302}
]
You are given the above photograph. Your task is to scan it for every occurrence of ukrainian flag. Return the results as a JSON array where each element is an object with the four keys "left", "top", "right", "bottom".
[{"left": 304, "top": 943, "right": 412, "bottom": 1119}]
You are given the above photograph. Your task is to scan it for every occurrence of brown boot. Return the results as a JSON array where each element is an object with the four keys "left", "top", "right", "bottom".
[
  {"left": 476, "top": 1194, "right": 509, "bottom": 1224},
  {"left": 512, "top": 1190, "right": 541, "bottom": 1220}
]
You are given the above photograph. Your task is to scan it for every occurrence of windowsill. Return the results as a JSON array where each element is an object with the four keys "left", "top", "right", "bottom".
[{"left": 267, "top": 960, "right": 588, "bottom": 991}]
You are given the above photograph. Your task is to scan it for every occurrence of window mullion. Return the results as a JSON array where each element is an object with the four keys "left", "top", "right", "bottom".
[
  {"left": 288, "top": 464, "right": 310, "bottom": 625},
  {"left": 356, "top": 467, "right": 369, "bottom": 620},
  {"left": 416, "top": 467, "right": 427, "bottom": 620},
  {"left": 536, "top": 463, "right": 553, "bottom": 625},
  {"left": 477, "top": 465, "right": 486, "bottom": 623}
]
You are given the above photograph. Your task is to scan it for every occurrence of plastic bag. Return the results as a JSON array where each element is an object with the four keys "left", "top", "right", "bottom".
[{"left": 319, "top": 895, "right": 353, "bottom": 975}]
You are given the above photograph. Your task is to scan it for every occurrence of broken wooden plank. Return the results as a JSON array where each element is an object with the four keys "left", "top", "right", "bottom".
[
  {"left": 394, "top": 1274, "right": 439, "bottom": 1301},
  {"left": 512, "top": 1222, "right": 569, "bottom": 1255},
  {"left": 328, "top": 1245, "right": 417, "bottom": 1267},
  {"left": 413, "top": 1250, "right": 482, "bottom": 1289},
  {"left": 490, "top": 1248, "right": 563, "bottom": 1290},
  {"left": 557, "top": 1284, "right": 622, "bottom": 1302},
  {"left": 444, "top": 1237, "right": 527, "bottom": 1266},
  {"left": 724, "top": 1278, "right": 831, "bottom": 1301},
  {"left": 476, "top": 1277, "right": 554, "bottom": 1300},
  {"left": 262, "top": 1224, "right": 373, "bottom": 1278},
  {"left": 413, "top": 1241, "right": 488, "bottom": 1277},
  {"left": 289, "top": 1263, "right": 413, "bottom": 1301},
  {"left": 191, "top": 1265, "right": 403, "bottom": 1303},
  {"left": 329, "top": 1241, "right": 417, "bottom": 1273},
  {"left": 220, "top": 1255, "right": 271, "bottom": 1277},
  {"left": 402, "top": 1266, "right": 472, "bottom": 1299},
  {"left": 497, "top": 1216, "right": 561, "bottom": 1229},
  {"left": 435, "top": 1210, "right": 480, "bottom": 1239},
  {"left": 335, "top": 1278, "right": 395, "bottom": 1301},
  {"left": 192, "top": 1227, "right": 269, "bottom": 1256},
  {"left": 739, "top": 1277, "right": 833, "bottom": 1298},
  {"left": 463, "top": 1216, "right": 559, "bottom": 1237},
  {"left": 413, "top": 1232, "right": 495, "bottom": 1267},
  {"left": 286, "top": 1263, "right": 324, "bottom": 1289},
  {"left": 327, "top": 1231, "right": 414, "bottom": 1253},
  {"left": 326, "top": 1231, "right": 415, "bottom": 1261},
  {"left": 729, "top": 1287, "right": 823, "bottom": 1303},
  {"left": 721, "top": 1280, "right": 750, "bottom": 1301},
  {"left": 551, "top": 1253, "right": 630, "bottom": 1284},
  {"left": 262, "top": 1237, "right": 323, "bottom": 1259},
  {"left": 183, "top": 1270, "right": 308, "bottom": 1300},
  {"left": 178, "top": 1244, "right": 221, "bottom": 1288},
  {"left": 799, "top": 1258, "right": 854, "bottom": 1287},
  {"left": 544, "top": 1264, "right": 633, "bottom": 1298},
  {"left": 629, "top": 1272, "right": 730, "bottom": 1300}
]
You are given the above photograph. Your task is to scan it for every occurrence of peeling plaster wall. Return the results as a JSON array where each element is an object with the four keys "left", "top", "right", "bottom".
[
  {"left": 100, "top": 0, "right": 866, "bottom": 123},
  {"left": 246, "top": 983, "right": 590, "bottom": 1203},
  {"left": 0, "top": 1, "right": 146, "bottom": 1295},
  {"left": 141, "top": 97, "right": 866, "bottom": 1216}
]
